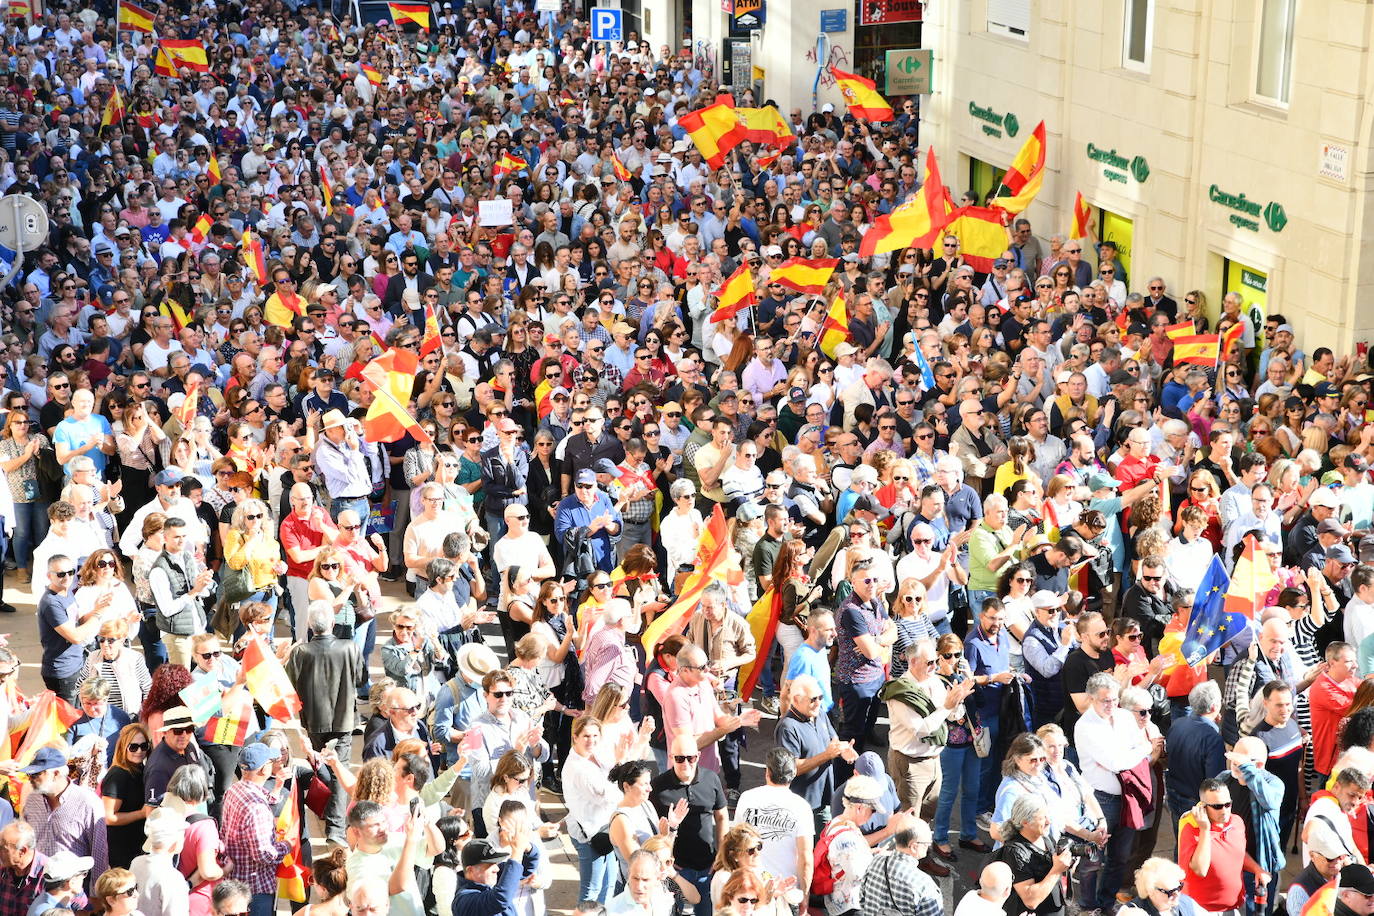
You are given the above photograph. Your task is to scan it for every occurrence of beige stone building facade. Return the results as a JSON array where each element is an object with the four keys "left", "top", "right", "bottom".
[{"left": 916, "top": 0, "right": 1374, "bottom": 353}]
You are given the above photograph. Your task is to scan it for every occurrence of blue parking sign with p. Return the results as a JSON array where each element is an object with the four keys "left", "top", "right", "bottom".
[{"left": 591, "top": 7, "right": 623, "bottom": 41}]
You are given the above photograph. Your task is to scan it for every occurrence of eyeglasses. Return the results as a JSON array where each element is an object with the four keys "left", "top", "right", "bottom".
[
  {"left": 127, "top": 741, "right": 151, "bottom": 753},
  {"left": 590, "top": 581, "right": 612, "bottom": 589},
  {"left": 1157, "top": 886, "right": 1184, "bottom": 898},
  {"left": 672, "top": 754, "right": 700, "bottom": 763},
  {"left": 1141, "top": 575, "right": 1163, "bottom": 583},
  {"left": 1124, "top": 632, "right": 1143, "bottom": 642},
  {"left": 53, "top": 569, "right": 75, "bottom": 579}
]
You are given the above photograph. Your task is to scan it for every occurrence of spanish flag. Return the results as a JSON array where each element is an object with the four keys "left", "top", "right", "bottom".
[
  {"left": 173, "top": 378, "right": 200, "bottom": 428},
  {"left": 275, "top": 780, "right": 311, "bottom": 902},
  {"left": 153, "top": 45, "right": 178, "bottom": 78},
  {"left": 360, "top": 64, "right": 383, "bottom": 86},
  {"left": 708, "top": 263, "right": 755, "bottom": 324},
  {"left": 5, "top": 0, "right": 28, "bottom": 19},
  {"left": 8, "top": 692, "right": 81, "bottom": 766},
  {"left": 362, "top": 349, "right": 434, "bottom": 445},
  {"left": 611, "top": 149, "right": 632, "bottom": 182},
  {"left": 492, "top": 152, "right": 527, "bottom": 180},
  {"left": 189, "top": 213, "right": 213, "bottom": 245},
  {"left": 387, "top": 1, "right": 431, "bottom": 28},
  {"left": 770, "top": 257, "right": 837, "bottom": 295},
  {"left": 101, "top": 86, "right": 125, "bottom": 129},
  {"left": 756, "top": 149, "right": 782, "bottom": 170},
  {"left": 819, "top": 291, "right": 850, "bottom": 358},
  {"left": 160, "top": 39, "right": 211, "bottom": 74},
  {"left": 118, "top": 0, "right": 155, "bottom": 32},
  {"left": 1171, "top": 334, "right": 1221, "bottom": 367},
  {"left": 242, "top": 227, "right": 268, "bottom": 285},
  {"left": 641, "top": 506, "right": 731, "bottom": 651},
  {"left": 1221, "top": 322, "right": 1245, "bottom": 361},
  {"left": 990, "top": 121, "right": 1046, "bottom": 217},
  {"left": 1164, "top": 320, "right": 1196, "bottom": 341},
  {"left": 419, "top": 303, "right": 442, "bottom": 356},
  {"left": 1223, "top": 535, "right": 1278, "bottom": 618},
  {"left": 943, "top": 205, "right": 1010, "bottom": 272},
  {"left": 241, "top": 636, "right": 302, "bottom": 723},
  {"left": 1070, "top": 191, "right": 1092, "bottom": 240},
  {"left": 679, "top": 99, "right": 793, "bottom": 169},
  {"left": 319, "top": 163, "right": 335, "bottom": 215},
  {"left": 204, "top": 692, "right": 252, "bottom": 746},
  {"left": 860, "top": 147, "right": 954, "bottom": 257},
  {"left": 738, "top": 587, "right": 784, "bottom": 701},
  {"left": 829, "top": 66, "right": 894, "bottom": 122},
  {"left": 264, "top": 285, "right": 304, "bottom": 329},
  {"left": 206, "top": 153, "right": 222, "bottom": 185}
]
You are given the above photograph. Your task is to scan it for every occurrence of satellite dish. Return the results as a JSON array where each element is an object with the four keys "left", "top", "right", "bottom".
[{"left": 0, "top": 194, "right": 48, "bottom": 288}]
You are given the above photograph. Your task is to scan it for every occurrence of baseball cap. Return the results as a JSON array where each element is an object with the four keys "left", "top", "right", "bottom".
[
  {"left": 1086, "top": 472, "right": 1120, "bottom": 492},
  {"left": 788, "top": 386, "right": 806, "bottom": 401},
  {"left": 549, "top": 387, "right": 571, "bottom": 400},
  {"left": 736, "top": 502, "right": 764, "bottom": 522},
  {"left": 1317, "top": 518, "right": 1350, "bottom": 537},
  {"left": 1326, "top": 544, "right": 1357, "bottom": 564},
  {"left": 496, "top": 418, "right": 520, "bottom": 433},
  {"left": 842, "top": 774, "right": 882, "bottom": 803},
  {"left": 241, "top": 742, "right": 275, "bottom": 771},
  {"left": 154, "top": 469, "right": 185, "bottom": 487},
  {"left": 1316, "top": 381, "right": 1340, "bottom": 398},
  {"left": 611, "top": 322, "right": 635, "bottom": 336},
  {"left": 42, "top": 851, "right": 94, "bottom": 883},
  {"left": 1347, "top": 454, "right": 1370, "bottom": 474},
  {"left": 461, "top": 839, "right": 510, "bottom": 868},
  {"left": 1309, "top": 487, "right": 1340, "bottom": 508},
  {"left": 20, "top": 746, "right": 68, "bottom": 775},
  {"left": 1342, "top": 864, "right": 1374, "bottom": 895},
  {"left": 575, "top": 468, "right": 597, "bottom": 486},
  {"left": 594, "top": 458, "right": 619, "bottom": 475},
  {"left": 660, "top": 401, "right": 683, "bottom": 414}
]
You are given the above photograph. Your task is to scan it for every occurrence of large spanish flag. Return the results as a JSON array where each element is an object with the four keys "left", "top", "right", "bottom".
[
  {"left": 990, "top": 121, "right": 1046, "bottom": 216},
  {"left": 241, "top": 636, "right": 302, "bottom": 723},
  {"left": 101, "top": 86, "right": 125, "bottom": 129},
  {"left": 118, "top": 0, "right": 155, "bottom": 32},
  {"left": 829, "top": 66, "right": 894, "bottom": 122},
  {"left": 362, "top": 349, "right": 434, "bottom": 445},
  {"left": 737, "top": 587, "right": 783, "bottom": 701},
  {"left": 153, "top": 45, "right": 178, "bottom": 78},
  {"left": 276, "top": 779, "right": 310, "bottom": 902},
  {"left": 388, "top": 1, "right": 431, "bottom": 28},
  {"left": 860, "top": 147, "right": 954, "bottom": 257},
  {"left": 641, "top": 506, "right": 731, "bottom": 651},
  {"left": 943, "top": 205, "right": 1010, "bottom": 272},
  {"left": 160, "top": 39, "right": 211, "bottom": 73},
  {"left": 1172, "top": 334, "right": 1221, "bottom": 367},
  {"left": 8, "top": 691, "right": 80, "bottom": 766},
  {"left": 709, "top": 263, "right": 755, "bottom": 324},
  {"left": 770, "top": 257, "right": 837, "bottom": 295},
  {"left": 1165, "top": 320, "right": 1196, "bottom": 341},
  {"left": 679, "top": 99, "right": 793, "bottom": 169},
  {"left": 819, "top": 291, "right": 850, "bottom": 358},
  {"left": 265, "top": 287, "right": 303, "bottom": 328}
]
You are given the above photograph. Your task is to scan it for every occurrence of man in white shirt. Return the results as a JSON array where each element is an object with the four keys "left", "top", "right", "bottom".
[
  {"left": 1073, "top": 672, "right": 1156, "bottom": 914},
  {"left": 734, "top": 748, "right": 815, "bottom": 889},
  {"left": 118, "top": 469, "right": 207, "bottom": 556},
  {"left": 607, "top": 850, "right": 673, "bottom": 916},
  {"left": 954, "top": 862, "right": 1015, "bottom": 916},
  {"left": 1342, "top": 565, "right": 1374, "bottom": 651}
]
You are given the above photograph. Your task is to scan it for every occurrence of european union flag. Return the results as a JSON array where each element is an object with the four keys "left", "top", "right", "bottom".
[
  {"left": 912, "top": 340, "right": 936, "bottom": 389},
  {"left": 1179, "top": 556, "right": 1246, "bottom": 666}
]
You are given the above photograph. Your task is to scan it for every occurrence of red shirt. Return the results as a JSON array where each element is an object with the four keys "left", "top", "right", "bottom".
[
  {"left": 1179, "top": 812, "right": 1248, "bottom": 911},
  {"left": 1311, "top": 673, "right": 1359, "bottom": 774},
  {"left": 279, "top": 507, "right": 337, "bottom": 579},
  {"left": 1114, "top": 453, "right": 1160, "bottom": 492}
]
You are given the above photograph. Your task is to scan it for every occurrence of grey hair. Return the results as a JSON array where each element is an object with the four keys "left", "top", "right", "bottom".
[
  {"left": 669, "top": 478, "right": 696, "bottom": 500},
  {"left": 426, "top": 557, "right": 455, "bottom": 581},
  {"left": 167, "top": 763, "right": 210, "bottom": 804},
  {"left": 1085, "top": 671, "right": 1120, "bottom": 699},
  {"left": 983, "top": 493, "right": 1008, "bottom": 513},
  {"left": 907, "top": 637, "right": 936, "bottom": 661},
  {"left": 1119, "top": 685, "right": 1152, "bottom": 712},
  {"left": 700, "top": 581, "right": 727, "bottom": 603},
  {"left": 1005, "top": 793, "right": 1047, "bottom": 833},
  {"left": 764, "top": 747, "right": 798, "bottom": 784},
  {"left": 78, "top": 678, "right": 111, "bottom": 702},
  {"left": 306, "top": 601, "right": 334, "bottom": 636},
  {"left": 1189, "top": 681, "right": 1222, "bottom": 717}
]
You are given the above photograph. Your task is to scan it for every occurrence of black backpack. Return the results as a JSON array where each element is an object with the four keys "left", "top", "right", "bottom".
[{"left": 35, "top": 445, "right": 64, "bottom": 503}]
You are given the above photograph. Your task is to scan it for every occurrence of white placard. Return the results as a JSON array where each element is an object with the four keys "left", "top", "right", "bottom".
[
  {"left": 1319, "top": 141, "right": 1349, "bottom": 183},
  {"left": 479, "top": 199, "right": 514, "bottom": 227},
  {"left": 535, "top": 0, "right": 559, "bottom": 10}
]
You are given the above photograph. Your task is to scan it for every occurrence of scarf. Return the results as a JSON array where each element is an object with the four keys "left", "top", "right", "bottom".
[{"left": 879, "top": 675, "right": 947, "bottom": 747}]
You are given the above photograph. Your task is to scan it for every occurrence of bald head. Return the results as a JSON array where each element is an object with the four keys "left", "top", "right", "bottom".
[{"left": 980, "top": 862, "right": 1014, "bottom": 902}]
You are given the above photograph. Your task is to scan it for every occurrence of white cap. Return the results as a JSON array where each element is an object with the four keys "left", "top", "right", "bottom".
[{"left": 821, "top": 103, "right": 835, "bottom": 113}]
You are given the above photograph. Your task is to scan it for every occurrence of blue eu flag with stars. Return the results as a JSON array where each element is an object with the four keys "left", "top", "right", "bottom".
[
  {"left": 912, "top": 341, "right": 936, "bottom": 389},
  {"left": 1179, "top": 556, "right": 1246, "bottom": 666}
]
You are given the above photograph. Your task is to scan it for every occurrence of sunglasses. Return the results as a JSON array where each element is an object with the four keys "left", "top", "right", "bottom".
[
  {"left": 168, "top": 726, "right": 196, "bottom": 735},
  {"left": 673, "top": 754, "right": 700, "bottom": 763},
  {"left": 199, "top": 650, "right": 222, "bottom": 659},
  {"left": 489, "top": 690, "right": 514, "bottom": 698}
]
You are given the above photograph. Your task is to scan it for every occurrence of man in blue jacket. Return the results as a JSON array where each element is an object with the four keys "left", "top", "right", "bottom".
[
  {"left": 453, "top": 834, "right": 532, "bottom": 916},
  {"left": 1163, "top": 681, "right": 1226, "bottom": 844}
]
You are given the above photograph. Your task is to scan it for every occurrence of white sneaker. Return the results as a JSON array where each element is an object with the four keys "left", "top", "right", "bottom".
[{"left": 976, "top": 812, "right": 994, "bottom": 832}]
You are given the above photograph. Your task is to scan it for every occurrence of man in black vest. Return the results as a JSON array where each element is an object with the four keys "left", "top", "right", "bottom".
[{"left": 148, "top": 518, "right": 213, "bottom": 669}]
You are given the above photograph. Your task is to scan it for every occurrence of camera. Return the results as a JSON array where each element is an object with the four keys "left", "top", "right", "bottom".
[{"left": 1056, "top": 835, "right": 1097, "bottom": 859}]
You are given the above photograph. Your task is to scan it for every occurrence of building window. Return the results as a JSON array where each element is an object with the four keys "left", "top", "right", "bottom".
[
  {"left": 987, "top": 0, "right": 1030, "bottom": 40},
  {"left": 1256, "top": 0, "right": 1295, "bottom": 103},
  {"left": 1123, "top": 0, "right": 1153, "bottom": 70}
]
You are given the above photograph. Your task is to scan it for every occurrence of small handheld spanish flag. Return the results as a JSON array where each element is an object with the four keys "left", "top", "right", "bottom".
[
  {"left": 611, "top": 150, "right": 632, "bottom": 182},
  {"left": 101, "top": 86, "right": 125, "bottom": 129},
  {"left": 387, "top": 1, "right": 431, "bottom": 29},
  {"left": 492, "top": 152, "right": 527, "bottom": 180},
  {"left": 1070, "top": 191, "right": 1092, "bottom": 240},
  {"left": 709, "top": 263, "right": 756, "bottom": 324},
  {"left": 206, "top": 153, "right": 222, "bottom": 185},
  {"left": 242, "top": 227, "right": 268, "bottom": 285},
  {"left": 360, "top": 64, "right": 383, "bottom": 87},
  {"left": 117, "top": 0, "right": 155, "bottom": 32}
]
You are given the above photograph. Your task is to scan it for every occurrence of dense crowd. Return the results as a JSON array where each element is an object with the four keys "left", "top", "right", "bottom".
[{"left": 1, "top": 3, "right": 1374, "bottom": 916}]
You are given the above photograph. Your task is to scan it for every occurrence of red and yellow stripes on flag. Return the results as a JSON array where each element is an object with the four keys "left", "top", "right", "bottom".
[
  {"left": 819, "top": 291, "right": 850, "bottom": 358},
  {"left": 1223, "top": 535, "right": 1279, "bottom": 618},
  {"left": 737, "top": 587, "right": 784, "bottom": 701},
  {"left": 160, "top": 39, "right": 211, "bottom": 74},
  {"left": 240, "top": 636, "right": 302, "bottom": 723},
  {"left": 190, "top": 213, "right": 213, "bottom": 245},
  {"left": 101, "top": 86, "right": 125, "bottom": 129},
  {"left": 769, "top": 258, "right": 837, "bottom": 295},
  {"left": 207, "top": 153, "right": 222, "bottom": 185},
  {"left": 118, "top": 0, "right": 155, "bottom": 31},
  {"left": 360, "top": 64, "right": 383, "bottom": 86},
  {"left": 1070, "top": 191, "right": 1092, "bottom": 240},
  {"left": 943, "top": 205, "right": 1011, "bottom": 272},
  {"left": 204, "top": 692, "right": 253, "bottom": 746},
  {"left": 829, "top": 66, "right": 894, "bottom": 122},
  {"left": 708, "top": 263, "right": 755, "bottom": 324},
  {"left": 756, "top": 149, "right": 782, "bottom": 170},
  {"left": 990, "top": 121, "right": 1046, "bottom": 216},
  {"left": 641, "top": 505, "right": 732, "bottom": 651},
  {"left": 1221, "top": 322, "right": 1245, "bottom": 361},
  {"left": 387, "top": 1, "right": 431, "bottom": 28},
  {"left": 319, "top": 163, "right": 335, "bottom": 215},
  {"left": 493, "top": 153, "right": 527, "bottom": 180},
  {"left": 8, "top": 692, "right": 80, "bottom": 767},
  {"left": 860, "top": 147, "right": 954, "bottom": 257},
  {"left": 611, "top": 150, "right": 632, "bottom": 182},
  {"left": 1165, "top": 320, "right": 1196, "bottom": 341},
  {"left": 174, "top": 379, "right": 200, "bottom": 428},
  {"left": 362, "top": 349, "right": 435, "bottom": 445},
  {"left": 275, "top": 779, "right": 311, "bottom": 903},
  {"left": 6, "top": 0, "right": 29, "bottom": 18},
  {"left": 153, "top": 45, "right": 178, "bottom": 78},
  {"left": 678, "top": 99, "right": 793, "bottom": 169},
  {"left": 1172, "top": 334, "right": 1220, "bottom": 367},
  {"left": 419, "top": 304, "right": 442, "bottom": 356},
  {"left": 242, "top": 228, "right": 268, "bottom": 285}
]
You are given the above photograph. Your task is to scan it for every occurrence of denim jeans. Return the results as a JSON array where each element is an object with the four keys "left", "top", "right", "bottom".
[
  {"left": 353, "top": 618, "right": 376, "bottom": 699},
  {"left": 934, "top": 743, "right": 981, "bottom": 843},
  {"left": 836, "top": 677, "right": 883, "bottom": 756},
  {"left": 329, "top": 495, "right": 371, "bottom": 524},
  {"left": 248, "top": 892, "right": 276, "bottom": 916},
  {"left": 11, "top": 500, "right": 47, "bottom": 572},
  {"left": 677, "top": 867, "right": 713, "bottom": 916},
  {"left": 975, "top": 712, "right": 1001, "bottom": 814},
  {"left": 967, "top": 589, "right": 996, "bottom": 614},
  {"left": 139, "top": 606, "right": 169, "bottom": 673},
  {"left": 571, "top": 836, "right": 616, "bottom": 904},
  {"left": 1091, "top": 789, "right": 1137, "bottom": 910},
  {"left": 758, "top": 638, "right": 780, "bottom": 699}
]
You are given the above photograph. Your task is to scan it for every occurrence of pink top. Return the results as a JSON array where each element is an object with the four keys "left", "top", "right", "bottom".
[
  {"left": 178, "top": 817, "right": 222, "bottom": 916},
  {"left": 662, "top": 680, "right": 720, "bottom": 773}
]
